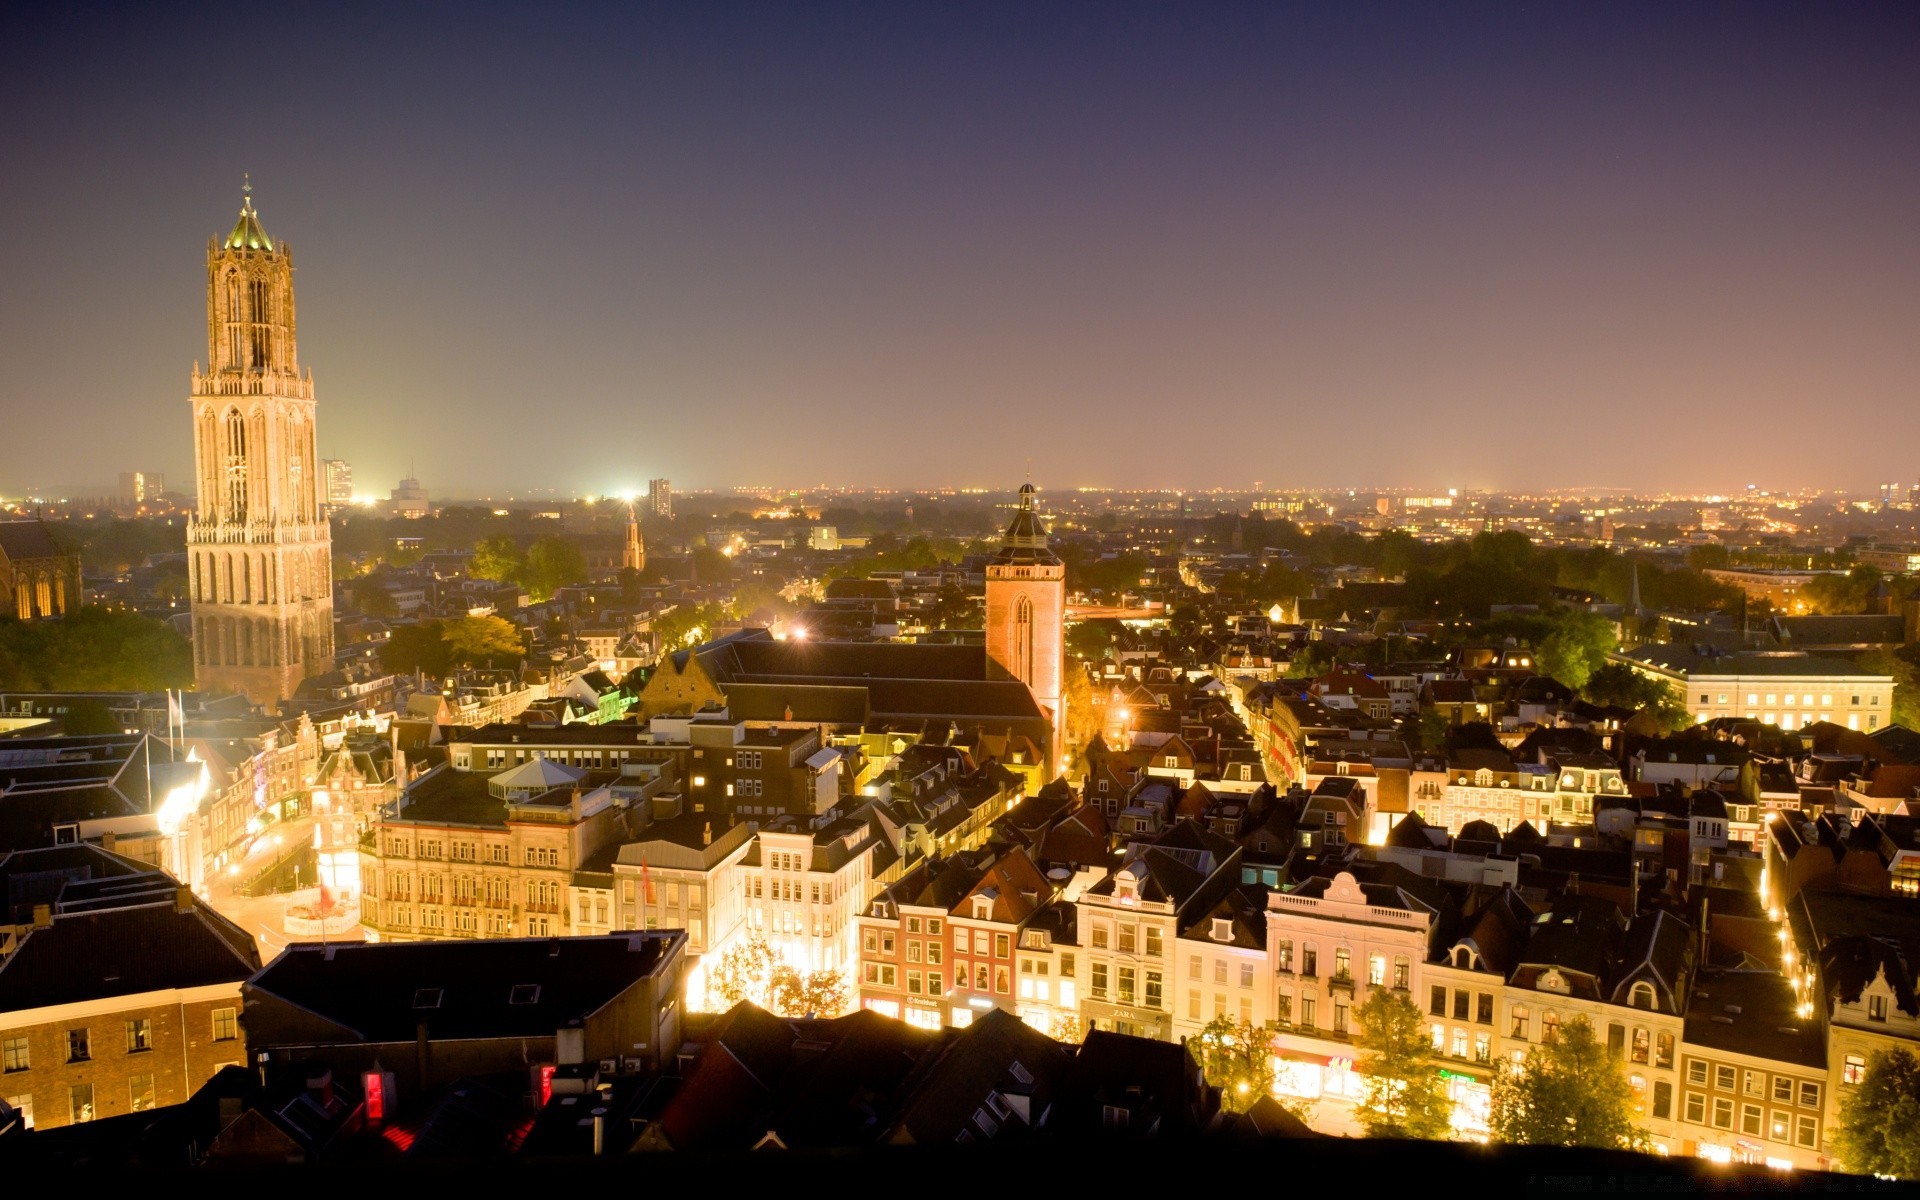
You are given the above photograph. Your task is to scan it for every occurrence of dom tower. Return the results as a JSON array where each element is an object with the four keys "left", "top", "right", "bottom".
[
  {"left": 186, "top": 184, "right": 333, "bottom": 709},
  {"left": 984, "top": 483, "right": 1065, "bottom": 770}
]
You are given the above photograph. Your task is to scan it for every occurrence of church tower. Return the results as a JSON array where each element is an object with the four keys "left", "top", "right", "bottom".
[
  {"left": 186, "top": 182, "right": 334, "bottom": 709},
  {"left": 985, "top": 483, "right": 1065, "bottom": 772},
  {"left": 623, "top": 499, "right": 646, "bottom": 573}
]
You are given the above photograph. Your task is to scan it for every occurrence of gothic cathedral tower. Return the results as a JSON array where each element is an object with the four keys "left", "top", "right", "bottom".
[
  {"left": 187, "top": 184, "right": 334, "bottom": 710},
  {"left": 985, "top": 483, "right": 1065, "bottom": 772}
]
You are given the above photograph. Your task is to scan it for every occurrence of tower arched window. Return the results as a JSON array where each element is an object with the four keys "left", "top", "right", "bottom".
[
  {"left": 248, "top": 278, "right": 272, "bottom": 368},
  {"left": 224, "top": 409, "right": 248, "bottom": 520},
  {"left": 225, "top": 273, "right": 241, "bottom": 367},
  {"left": 1012, "top": 594, "right": 1034, "bottom": 685}
]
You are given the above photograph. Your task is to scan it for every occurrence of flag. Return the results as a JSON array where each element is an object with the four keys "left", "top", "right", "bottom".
[{"left": 641, "top": 860, "right": 656, "bottom": 906}]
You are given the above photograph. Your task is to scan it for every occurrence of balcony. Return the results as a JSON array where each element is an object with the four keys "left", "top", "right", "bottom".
[{"left": 1329, "top": 972, "right": 1354, "bottom": 994}]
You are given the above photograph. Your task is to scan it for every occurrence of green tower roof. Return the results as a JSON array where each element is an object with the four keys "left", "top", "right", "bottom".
[{"left": 225, "top": 178, "right": 274, "bottom": 252}]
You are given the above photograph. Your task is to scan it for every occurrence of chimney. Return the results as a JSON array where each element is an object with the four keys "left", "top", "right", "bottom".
[
  {"left": 175, "top": 886, "right": 195, "bottom": 914},
  {"left": 306, "top": 1068, "right": 334, "bottom": 1107}
]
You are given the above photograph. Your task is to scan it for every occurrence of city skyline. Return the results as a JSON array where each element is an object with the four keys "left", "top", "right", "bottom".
[{"left": 3, "top": 3, "right": 1918, "bottom": 495}]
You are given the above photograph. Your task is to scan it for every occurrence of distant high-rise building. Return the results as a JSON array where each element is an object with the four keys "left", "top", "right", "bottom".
[
  {"left": 187, "top": 181, "right": 334, "bottom": 710},
  {"left": 647, "top": 478, "right": 672, "bottom": 519},
  {"left": 390, "top": 473, "right": 429, "bottom": 519},
  {"left": 118, "top": 471, "right": 164, "bottom": 507},
  {"left": 323, "top": 459, "right": 352, "bottom": 509}
]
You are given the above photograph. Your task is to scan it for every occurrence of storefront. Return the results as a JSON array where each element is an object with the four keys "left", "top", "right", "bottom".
[
  {"left": 1271, "top": 1051, "right": 1366, "bottom": 1102},
  {"left": 1441, "top": 1067, "right": 1491, "bottom": 1138}
]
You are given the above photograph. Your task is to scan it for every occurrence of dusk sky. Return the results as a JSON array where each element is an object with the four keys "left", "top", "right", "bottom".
[{"left": 2, "top": 2, "right": 1916, "bottom": 497}]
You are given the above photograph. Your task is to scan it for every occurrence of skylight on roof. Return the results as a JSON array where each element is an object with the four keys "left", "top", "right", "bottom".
[
  {"left": 509, "top": 983, "right": 541, "bottom": 1005},
  {"left": 412, "top": 988, "right": 443, "bottom": 1010}
]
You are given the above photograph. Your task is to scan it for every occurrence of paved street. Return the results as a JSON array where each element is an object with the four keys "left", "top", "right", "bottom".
[{"left": 200, "top": 812, "right": 365, "bottom": 961}]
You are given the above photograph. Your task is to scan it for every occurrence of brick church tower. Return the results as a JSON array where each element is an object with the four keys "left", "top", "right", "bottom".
[
  {"left": 985, "top": 483, "right": 1065, "bottom": 772},
  {"left": 187, "top": 182, "right": 334, "bottom": 710}
]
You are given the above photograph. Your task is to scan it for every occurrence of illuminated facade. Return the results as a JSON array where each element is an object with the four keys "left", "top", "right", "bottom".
[
  {"left": 187, "top": 184, "right": 334, "bottom": 710},
  {"left": 1615, "top": 646, "right": 1895, "bottom": 732},
  {"left": 985, "top": 483, "right": 1065, "bottom": 770}
]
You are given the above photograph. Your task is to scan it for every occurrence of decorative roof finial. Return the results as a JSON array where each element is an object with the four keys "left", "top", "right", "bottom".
[{"left": 241, "top": 172, "right": 255, "bottom": 213}]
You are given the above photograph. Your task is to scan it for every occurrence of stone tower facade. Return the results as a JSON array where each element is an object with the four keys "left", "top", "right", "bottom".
[
  {"left": 623, "top": 499, "right": 646, "bottom": 573},
  {"left": 187, "top": 185, "right": 334, "bottom": 710},
  {"left": 985, "top": 483, "right": 1065, "bottom": 771}
]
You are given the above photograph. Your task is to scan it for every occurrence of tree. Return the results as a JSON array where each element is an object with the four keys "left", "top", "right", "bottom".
[
  {"left": 1834, "top": 1047, "right": 1920, "bottom": 1178},
  {"left": 60, "top": 697, "right": 123, "bottom": 736},
  {"left": 1489, "top": 1017, "right": 1646, "bottom": 1150},
  {"left": 704, "top": 935, "right": 778, "bottom": 1009},
  {"left": 767, "top": 965, "right": 849, "bottom": 1018},
  {"left": 441, "top": 615, "right": 524, "bottom": 667},
  {"left": 0, "top": 608, "right": 192, "bottom": 692},
  {"left": 1167, "top": 603, "right": 1204, "bottom": 638},
  {"left": 522, "top": 535, "right": 587, "bottom": 601},
  {"left": 349, "top": 574, "right": 396, "bottom": 617},
  {"left": 470, "top": 534, "right": 526, "bottom": 584},
  {"left": 1535, "top": 611, "right": 1617, "bottom": 691},
  {"left": 1857, "top": 648, "right": 1920, "bottom": 731},
  {"left": 1192, "top": 1015, "right": 1311, "bottom": 1119},
  {"left": 1581, "top": 663, "right": 1689, "bottom": 731},
  {"left": 1354, "top": 989, "right": 1453, "bottom": 1139},
  {"left": 379, "top": 621, "right": 453, "bottom": 677},
  {"left": 1066, "top": 621, "right": 1115, "bottom": 661}
]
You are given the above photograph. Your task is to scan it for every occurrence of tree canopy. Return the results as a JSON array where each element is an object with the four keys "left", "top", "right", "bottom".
[
  {"left": 1355, "top": 989, "right": 1454, "bottom": 1139},
  {"left": 0, "top": 608, "right": 192, "bottom": 692},
  {"left": 1488, "top": 1017, "right": 1645, "bottom": 1150},
  {"left": 1834, "top": 1048, "right": 1920, "bottom": 1178}
]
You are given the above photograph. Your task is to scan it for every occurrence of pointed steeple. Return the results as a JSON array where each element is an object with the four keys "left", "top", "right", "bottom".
[
  {"left": 623, "top": 498, "right": 645, "bottom": 573},
  {"left": 225, "top": 175, "right": 274, "bottom": 252},
  {"left": 1628, "top": 562, "right": 1643, "bottom": 616},
  {"left": 992, "top": 482, "right": 1059, "bottom": 566}
]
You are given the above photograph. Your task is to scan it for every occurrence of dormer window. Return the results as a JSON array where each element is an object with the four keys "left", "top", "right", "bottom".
[
  {"left": 973, "top": 898, "right": 992, "bottom": 921},
  {"left": 1211, "top": 918, "right": 1233, "bottom": 943},
  {"left": 1629, "top": 981, "right": 1656, "bottom": 1011}
]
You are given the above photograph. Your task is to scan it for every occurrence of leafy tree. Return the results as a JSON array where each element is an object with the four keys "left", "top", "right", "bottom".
[
  {"left": 704, "top": 935, "right": 779, "bottom": 1009},
  {"left": 650, "top": 601, "right": 731, "bottom": 653},
  {"left": 470, "top": 534, "right": 527, "bottom": 584},
  {"left": 1067, "top": 621, "right": 1115, "bottom": 661},
  {"left": 1355, "top": 989, "right": 1453, "bottom": 1139},
  {"left": 1193, "top": 1015, "right": 1311, "bottom": 1119},
  {"left": 60, "top": 697, "right": 124, "bottom": 736},
  {"left": 1535, "top": 611, "right": 1617, "bottom": 691},
  {"left": 441, "top": 615, "right": 524, "bottom": 667},
  {"left": 1581, "top": 663, "right": 1689, "bottom": 730},
  {"left": 378, "top": 621, "right": 453, "bottom": 677},
  {"left": 0, "top": 608, "right": 192, "bottom": 692},
  {"left": 349, "top": 574, "right": 396, "bottom": 617},
  {"left": 1834, "top": 1047, "right": 1920, "bottom": 1178},
  {"left": 522, "top": 535, "right": 587, "bottom": 601},
  {"left": 1801, "top": 566, "right": 1884, "bottom": 616},
  {"left": 1857, "top": 648, "right": 1920, "bottom": 731},
  {"left": 1489, "top": 1017, "right": 1645, "bottom": 1149},
  {"left": 767, "top": 965, "right": 849, "bottom": 1018},
  {"left": 1167, "top": 603, "right": 1204, "bottom": 638}
]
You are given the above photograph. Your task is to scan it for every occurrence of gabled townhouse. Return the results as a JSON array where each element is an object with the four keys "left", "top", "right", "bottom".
[{"left": 1076, "top": 821, "right": 1242, "bottom": 1041}]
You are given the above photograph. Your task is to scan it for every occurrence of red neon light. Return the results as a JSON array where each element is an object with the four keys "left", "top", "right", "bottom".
[
  {"left": 537, "top": 1063, "right": 556, "bottom": 1106},
  {"left": 363, "top": 1072, "right": 385, "bottom": 1121}
]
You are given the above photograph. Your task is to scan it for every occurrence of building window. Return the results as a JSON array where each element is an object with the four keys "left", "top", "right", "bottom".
[
  {"left": 1797, "top": 1114, "right": 1817, "bottom": 1148},
  {"left": 1741, "top": 1103, "right": 1762, "bottom": 1136},
  {"left": 130, "top": 1074, "right": 156, "bottom": 1112},
  {"left": 1453, "top": 990, "right": 1469, "bottom": 1022},
  {"left": 1541, "top": 1011, "right": 1560, "bottom": 1044},
  {"left": 1656, "top": 1031, "right": 1674, "bottom": 1069},
  {"left": 1799, "top": 1081, "right": 1819, "bottom": 1109},
  {"left": 69, "top": 1083, "right": 94, "bottom": 1124},
  {"left": 1844, "top": 1055, "right": 1866, "bottom": 1085},
  {"left": 1117, "top": 967, "right": 1137, "bottom": 1006},
  {"left": 1091, "top": 962, "right": 1108, "bottom": 1000},
  {"left": 1276, "top": 940, "right": 1293, "bottom": 972},
  {"left": 1870, "top": 994, "right": 1889, "bottom": 1022},
  {"left": 1715, "top": 1064, "right": 1736, "bottom": 1091},
  {"left": 1653, "top": 1081, "right": 1672, "bottom": 1120},
  {"left": 1393, "top": 956, "right": 1410, "bottom": 990},
  {"left": 1, "top": 1037, "right": 27, "bottom": 1072},
  {"left": 67, "top": 1028, "right": 90, "bottom": 1063},
  {"left": 212, "top": 1008, "right": 238, "bottom": 1042},
  {"left": 1367, "top": 953, "right": 1385, "bottom": 987},
  {"left": 1239, "top": 963, "right": 1255, "bottom": 989},
  {"left": 1299, "top": 996, "right": 1316, "bottom": 1030},
  {"left": 1431, "top": 986, "right": 1446, "bottom": 1016},
  {"left": 1687, "top": 1058, "right": 1707, "bottom": 1086},
  {"left": 1301, "top": 945, "right": 1317, "bottom": 977},
  {"left": 1684, "top": 1092, "right": 1705, "bottom": 1124},
  {"left": 126, "top": 1019, "right": 152, "bottom": 1054},
  {"left": 1510, "top": 1004, "right": 1529, "bottom": 1040},
  {"left": 1630, "top": 1027, "right": 1649, "bottom": 1065},
  {"left": 5, "top": 1095, "right": 31, "bottom": 1130}
]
